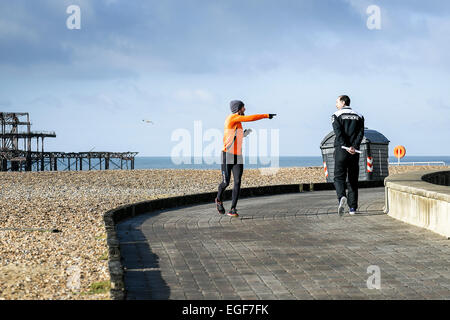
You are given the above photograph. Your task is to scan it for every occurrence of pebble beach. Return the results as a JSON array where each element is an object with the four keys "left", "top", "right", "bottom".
[{"left": 0, "top": 165, "right": 447, "bottom": 300}]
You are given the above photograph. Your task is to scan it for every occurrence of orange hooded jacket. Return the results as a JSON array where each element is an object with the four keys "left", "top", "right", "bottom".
[{"left": 222, "top": 113, "right": 269, "bottom": 155}]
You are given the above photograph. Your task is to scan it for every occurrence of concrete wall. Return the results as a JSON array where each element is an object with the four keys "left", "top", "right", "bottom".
[{"left": 384, "top": 170, "right": 450, "bottom": 239}]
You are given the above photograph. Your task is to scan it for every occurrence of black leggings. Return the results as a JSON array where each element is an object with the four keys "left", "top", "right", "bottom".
[{"left": 217, "top": 151, "right": 244, "bottom": 209}]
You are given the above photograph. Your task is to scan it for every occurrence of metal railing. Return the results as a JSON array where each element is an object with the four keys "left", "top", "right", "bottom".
[
  {"left": 388, "top": 161, "right": 446, "bottom": 166},
  {"left": 0, "top": 131, "right": 56, "bottom": 135}
]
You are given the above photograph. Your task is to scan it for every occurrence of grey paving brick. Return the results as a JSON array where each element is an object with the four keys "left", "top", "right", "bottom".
[{"left": 117, "top": 188, "right": 450, "bottom": 300}]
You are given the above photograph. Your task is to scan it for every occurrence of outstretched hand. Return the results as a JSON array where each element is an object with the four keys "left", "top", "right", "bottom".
[{"left": 268, "top": 114, "right": 277, "bottom": 119}]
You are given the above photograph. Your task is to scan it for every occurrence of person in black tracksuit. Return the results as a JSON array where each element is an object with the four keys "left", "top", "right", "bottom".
[{"left": 331, "top": 95, "right": 364, "bottom": 215}]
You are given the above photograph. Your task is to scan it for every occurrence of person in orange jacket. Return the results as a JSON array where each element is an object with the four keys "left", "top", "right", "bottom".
[{"left": 215, "top": 100, "right": 276, "bottom": 217}]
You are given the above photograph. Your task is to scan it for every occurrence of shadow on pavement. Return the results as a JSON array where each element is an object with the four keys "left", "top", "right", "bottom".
[
  {"left": 117, "top": 215, "right": 171, "bottom": 300},
  {"left": 239, "top": 208, "right": 385, "bottom": 220}
]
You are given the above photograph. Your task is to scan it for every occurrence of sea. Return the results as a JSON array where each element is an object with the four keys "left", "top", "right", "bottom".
[{"left": 133, "top": 156, "right": 450, "bottom": 170}]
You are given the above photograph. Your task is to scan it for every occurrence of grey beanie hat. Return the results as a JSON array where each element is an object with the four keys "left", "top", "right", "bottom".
[{"left": 230, "top": 100, "right": 244, "bottom": 113}]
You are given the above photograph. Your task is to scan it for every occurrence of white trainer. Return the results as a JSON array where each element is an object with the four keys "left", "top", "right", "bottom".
[{"left": 338, "top": 196, "right": 347, "bottom": 217}]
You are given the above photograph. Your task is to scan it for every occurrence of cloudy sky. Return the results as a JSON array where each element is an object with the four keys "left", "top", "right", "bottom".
[{"left": 1, "top": 0, "right": 449, "bottom": 156}]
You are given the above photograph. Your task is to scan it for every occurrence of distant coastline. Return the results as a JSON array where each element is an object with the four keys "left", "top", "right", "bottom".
[{"left": 133, "top": 156, "right": 450, "bottom": 170}]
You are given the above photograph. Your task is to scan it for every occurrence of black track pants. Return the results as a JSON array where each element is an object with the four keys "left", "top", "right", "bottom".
[
  {"left": 217, "top": 151, "right": 244, "bottom": 209},
  {"left": 334, "top": 148, "right": 360, "bottom": 209}
]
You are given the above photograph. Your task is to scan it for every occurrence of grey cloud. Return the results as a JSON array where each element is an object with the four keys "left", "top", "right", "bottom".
[
  {"left": 1, "top": 0, "right": 450, "bottom": 79},
  {"left": 0, "top": 0, "right": 366, "bottom": 77}
]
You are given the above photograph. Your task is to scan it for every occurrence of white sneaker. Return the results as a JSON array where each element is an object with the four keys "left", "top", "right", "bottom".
[{"left": 338, "top": 196, "right": 347, "bottom": 217}]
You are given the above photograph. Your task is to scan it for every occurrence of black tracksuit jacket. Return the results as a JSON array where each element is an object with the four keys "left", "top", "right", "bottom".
[{"left": 331, "top": 107, "right": 365, "bottom": 149}]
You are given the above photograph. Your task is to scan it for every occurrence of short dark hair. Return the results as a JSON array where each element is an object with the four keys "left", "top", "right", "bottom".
[{"left": 339, "top": 95, "right": 351, "bottom": 106}]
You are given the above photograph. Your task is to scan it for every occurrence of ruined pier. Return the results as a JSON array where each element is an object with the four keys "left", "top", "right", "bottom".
[{"left": 1, "top": 112, "right": 137, "bottom": 172}]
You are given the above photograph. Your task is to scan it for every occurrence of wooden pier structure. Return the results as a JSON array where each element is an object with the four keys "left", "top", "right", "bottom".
[{"left": 1, "top": 112, "right": 137, "bottom": 172}]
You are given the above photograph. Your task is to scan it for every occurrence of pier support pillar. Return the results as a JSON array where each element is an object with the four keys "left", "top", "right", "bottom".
[
  {"left": 26, "top": 152, "right": 32, "bottom": 171},
  {"left": 11, "top": 161, "right": 19, "bottom": 171}
]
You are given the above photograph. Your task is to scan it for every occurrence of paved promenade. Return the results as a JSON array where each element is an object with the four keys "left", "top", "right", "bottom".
[{"left": 117, "top": 188, "right": 450, "bottom": 300}]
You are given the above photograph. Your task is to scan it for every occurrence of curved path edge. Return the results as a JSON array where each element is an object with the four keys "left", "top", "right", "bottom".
[{"left": 104, "top": 180, "right": 384, "bottom": 300}]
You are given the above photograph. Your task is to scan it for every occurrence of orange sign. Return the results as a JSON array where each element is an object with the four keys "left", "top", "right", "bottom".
[{"left": 394, "top": 145, "right": 406, "bottom": 159}]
